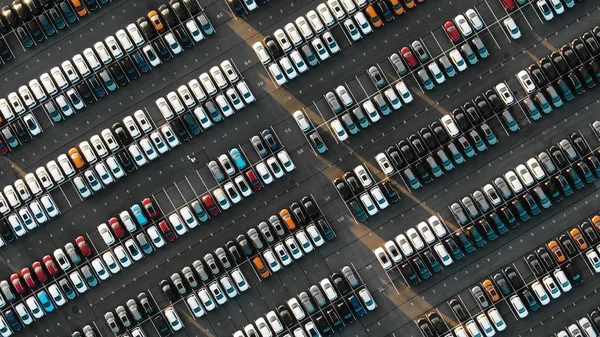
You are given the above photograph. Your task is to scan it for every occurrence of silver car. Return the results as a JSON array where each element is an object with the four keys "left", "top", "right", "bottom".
[
  {"left": 65, "top": 242, "right": 81, "bottom": 264},
  {"left": 471, "top": 286, "right": 489, "bottom": 308},
  {"left": 215, "top": 247, "right": 231, "bottom": 269},
  {"left": 115, "top": 305, "right": 131, "bottom": 328},
  {"left": 203, "top": 253, "right": 220, "bottom": 275},
  {"left": 268, "top": 215, "right": 285, "bottom": 237},
  {"left": 461, "top": 196, "right": 479, "bottom": 218},
  {"left": 368, "top": 66, "right": 385, "bottom": 88},
  {"left": 257, "top": 222, "right": 275, "bottom": 243},
  {"left": 247, "top": 228, "right": 264, "bottom": 249},
  {"left": 342, "top": 266, "right": 359, "bottom": 288},
  {"left": 104, "top": 311, "right": 120, "bottom": 334},
  {"left": 537, "top": 152, "right": 556, "bottom": 174},
  {"left": 298, "top": 292, "right": 316, "bottom": 315},
  {"left": 450, "top": 203, "right": 468, "bottom": 224},
  {"left": 325, "top": 92, "right": 342, "bottom": 113},
  {"left": 126, "top": 299, "right": 143, "bottom": 321},
  {"left": 389, "top": 53, "right": 407, "bottom": 75},
  {"left": 171, "top": 273, "right": 187, "bottom": 295},
  {"left": 192, "top": 260, "right": 210, "bottom": 282},
  {"left": 309, "top": 285, "right": 327, "bottom": 307},
  {"left": 472, "top": 190, "right": 490, "bottom": 212},
  {"left": 82, "top": 325, "right": 96, "bottom": 337},
  {"left": 208, "top": 161, "right": 224, "bottom": 182},
  {"left": 559, "top": 139, "right": 578, "bottom": 161},
  {"left": 182, "top": 266, "right": 198, "bottom": 289},
  {"left": 493, "top": 177, "right": 512, "bottom": 199},
  {"left": 411, "top": 40, "right": 429, "bottom": 61}
]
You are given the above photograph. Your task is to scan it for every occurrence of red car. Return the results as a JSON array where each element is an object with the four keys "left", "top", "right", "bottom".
[
  {"left": 0, "top": 139, "right": 8, "bottom": 155},
  {"left": 32, "top": 261, "right": 48, "bottom": 283},
  {"left": 444, "top": 21, "right": 462, "bottom": 43},
  {"left": 201, "top": 194, "right": 220, "bottom": 216},
  {"left": 142, "top": 198, "right": 159, "bottom": 218},
  {"left": 109, "top": 217, "right": 125, "bottom": 238},
  {"left": 158, "top": 220, "right": 175, "bottom": 241},
  {"left": 42, "top": 255, "right": 59, "bottom": 276},
  {"left": 21, "top": 268, "right": 36, "bottom": 288},
  {"left": 245, "top": 169, "right": 263, "bottom": 191},
  {"left": 76, "top": 236, "right": 93, "bottom": 257},
  {"left": 501, "top": 0, "right": 516, "bottom": 11},
  {"left": 10, "top": 273, "right": 26, "bottom": 294},
  {"left": 400, "top": 46, "right": 418, "bottom": 68}
]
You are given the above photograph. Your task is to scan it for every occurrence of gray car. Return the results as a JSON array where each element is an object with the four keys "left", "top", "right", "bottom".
[
  {"left": 341, "top": 113, "right": 358, "bottom": 134},
  {"left": 136, "top": 232, "right": 153, "bottom": 254},
  {"left": 450, "top": 202, "right": 468, "bottom": 224},
  {"left": 559, "top": 139, "right": 578, "bottom": 161},
  {"left": 251, "top": 135, "right": 268, "bottom": 157},
  {"left": 352, "top": 106, "right": 369, "bottom": 128},
  {"left": 208, "top": 161, "right": 224, "bottom": 182},
  {"left": 137, "top": 292, "right": 154, "bottom": 314},
  {"left": 182, "top": 266, "right": 198, "bottom": 289},
  {"left": 203, "top": 253, "right": 220, "bottom": 275},
  {"left": 0, "top": 281, "right": 14, "bottom": 301},
  {"left": 438, "top": 55, "right": 456, "bottom": 77},
  {"left": 461, "top": 196, "right": 480, "bottom": 218},
  {"left": 389, "top": 53, "right": 407, "bottom": 75},
  {"left": 268, "top": 215, "right": 285, "bottom": 237},
  {"left": 411, "top": 40, "right": 429, "bottom": 61},
  {"left": 372, "top": 94, "right": 390, "bottom": 115},
  {"left": 192, "top": 260, "right": 210, "bottom": 281},
  {"left": 298, "top": 292, "right": 316, "bottom": 314},
  {"left": 247, "top": 228, "right": 264, "bottom": 249},
  {"left": 341, "top": 266, "right": 359, "bottom": 288},
  {"left": 368, "top": 66, "right": 385, "bottom": 88},
  {"left": 171, "top": 272, "right": 187, "bottom": 295},
  {"left": 236, "top": 234, "right": 253, "bottom": 256},
  {"left": 537, "top": 152, "right": 556, "bottom": 174},
  {"left": 65, "top": 243, "right": 81, "bottom": 264},
  {"left": 215, "top": 247, "right": 231, "bottom": 269},
  {"left": 104, "top": 311, "right": 120, "bottom": 333},
  {"left": 82, "top": 325, "right": 96, "bottom": 337},
  {"left": 471, "top": 286, "right": 489, "bottom": 308},
  {"left": 115, "top": 305, "right": 131, "bottom": 328},
  {"left": 257, "top": 222, "right": 275, "bottom": 243},
  {"left": 493, "top": 177, "right": 512, "bottom": 199},
  {"left": 126, "top": 299, "right": 143, "bottom": 321},
  {"left": 80, "top": 265, "right": 97, "bottom": 286},
  {"left": 325, "top": 92, "right": 341, "bottom": 113},
  {"left": 309, "top": 285, "right": 327, "bottom": 307}
]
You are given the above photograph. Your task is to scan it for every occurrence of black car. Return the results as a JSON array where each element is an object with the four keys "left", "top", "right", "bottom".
[
  {"left": 539, "top": 57, "right": 559, "bottom": 81},
  {"left": 227, "top": 0, "right": 244, "bottom": 17},
  {"left": 334, "top": 178, "right": 352, "bottom": 200},
  {"left": 376, "top": 0, "right": 393, "bottom": 22},
  {"left": 484, "top": 89, "right": 503, "bottom": 113},
  {"left": 315, "top": 315, "right": 332, "bottom": 336},
  {"left": 326, "top": 308, "right": 342, "bottom": 329},
  {"left": 449, "top": 299, "right": 468, "bottom": 322},
  {"left": 387, "top": 146, "right": 406, "bottom": 168},
  {"left": 419, "top": 127, "right": 438, "bottom": 150},
  {"left": 560, "top": 45, "right": 580, "bottom": 68},
  {"left": 137, "top": 17, "right": 157, "bottom": 40},
  {"left": 590, "top": 310, "right": 600, "bottom": 331},
  {"left": 416, "top": 318, "right": 435, "bottom": 337},
  {"left": 527, "top": 64, "right": 548, "bottom": 87},
  {"left": 58, "top": 1, "right": 77, "bottom": 23},
  {"left": 117, "top": 151, "right": 135, "bottom": 173},
  {"left": 544, "top": 180, "right": 562, "bottom": 203},
  {"left": 578, "top": 66, "right": 595, "bottom": 89},
  {"left": 290, "top": 202, "right": 307, "bottom": 225},
  {"left": 400, "top": 262, "right": 419, "bottom": 286},
  {"left": 12, "top": 0, "right": 31, "bottom": 21},
  {"left": 169, "top": 0, "right": 189, "bottom": 21},
  {"left": 548, "top": 145, "right": 567, "bottom": 168},
  {"left": 536, "top": 247, "right": 556, "bottom": 270},
  {"left": 413, "top": 161, "right": 432, "bottom": 184},
  {"left": 154, "top": 39, "right": 172, "bottom": 61},
  {"left": 462, "top": 101, "right": 482, "bottom": 125},
  {"left": 113, "top": 123, "right": 132, "bottom": 145},
  {"left": 13, "top": 120, "right": 30, "bottom": 142},
  {"left": 331, "top": 272, "right": 349, "bottom": 294},
  {"left": 381, "top": 181, "right": 399, "bottom": 203},
  {"left": 564, "top": 262, "right": 583, "bottom": 285},
  {"left": 27, "top": 19, "right": 44, "bottom": 42},
  {"left": 109, "top": 64, "right": 128, "bottom": 86},
  {"left": 343, "top": 172, "right": 362, "bottom": 194},
  {"left": 567, "top": 72, "right": 585, "bottom": 95},
  {"left": 182, "top": 113, "right": 201, "bottom": 136},
  {"left": 225, "top": 241, "right": 242, "bottom": 262},
  {"left": 0, "top": 219, "right": 15, "bottom": 243},
  {"left": 550, "top": 51, "right": 570, "bottom": 75},
  {"left": 582, "top": 32, "right": 600, "bottom": 56},
  {"left": 173, "top": 27, "right": 192, "bottom": 48},
  {"left": 158, "top": 4, "right": 177, "bottom": 27},
  {"left": 23, "top": 0, "right": 42, "bottom": 15},
  {"left": 76, "top": 82, "right": 95, "bottom": 104},
  {"left": 582, "top": 221, "right": 599, "bottom": 244},
  {"left": 399, "top": 140, "right": 417, "bottom": 163},
  {"left": 427, "top": 312, "right": 447, "bottom": 335},
  {"left": 504, "top": 266, "right": 524, "bottom": 290},
  {"left": 336, "top": 301, "right": 353, "bottom": 322},
  {"left": 120, "top": 57, "right": 139, "bottom": 80},
  {"left": 473, "top": 95, "right": 494, "bottom": 119},
  {"left": 2, "top": 5, "right": 19, "bottom": 27},
  {"left": 570, "top": 133, "right": 590, "bottom": 156},
  {"left": 301, "top": 195, "right": 320, "bottom": 219},
  {"left": 37, "top": 13, "right": 55, "bottom": 36},
  {"left": 525, "top": 254, "right": 545, "bottom": 277},
  {"left": 276, "top": 305, "right": 294, "bottom": 327},
  {"left": 160, "top": 279, "right": 178, "bottom": 301},
  {"left": 430, "top": 121, "right": 450, "bottom": 144},
  {"left": 171, "top": 118, "right": 190, "bottom": 142},
  {"left": 408, "top": 134, "right": 426, "bottom": 157},
  {"left": 182, "top": 0, "right": 200, "bottom": 15},
  {"left": 0, "top": 14, "right": 8, "bottom": 35},
  {"left": 84, "top": 0, "right": 98, "bottom": 11},
  {"left": 559, "top": 234, "right": 578, "bottom": 258},
  {"left": 154, "top": 315, "right": 171, "bottom": 337},
  {"left": 588, "top": 60, "right": 600, "bottom": 82},
  {"left": 571, "top": 38, "right": 591, "bottom": 62},
  {"left": 451, "top": 108, "right": 471, "bottom": 132},
  {"left": 263, "top": 36, "right": 282, "bottom": 59}
]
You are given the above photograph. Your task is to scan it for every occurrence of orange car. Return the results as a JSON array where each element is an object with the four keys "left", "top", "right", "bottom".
[
  {"left": 252, "top": 256, "right": 270, "bottom": 279},
  {"left": 388, "top": 0, "right": 405, "bottom": 14},
  {"left": 592, "top": 214, "right": 600, "bottom": 232},
  {"left": 148, "top": 10, "right": 165, "bottom": 33},
  {"left": 570, "top": 228, "right": 588, "bottom": 251},
  {"left": 403, "top": 0, "right": 415, "bottom": 8},
  {"left": 365, "top": 6, "right": 382, "bottom": 28},
  {"left": 482, "top": 280, "right": 500, "bottom": 302},
  {"left": 279, "top": 209, "right": 297, "bottom": 231},
  {"left": 68, "top": 148, "right": 86, "bottom": 169},
  {"left": 547, "top": 240, "right": 566, "bottom": 263},
  {"left": 70, "top": 0, "right": 88, "bottom": 16}
]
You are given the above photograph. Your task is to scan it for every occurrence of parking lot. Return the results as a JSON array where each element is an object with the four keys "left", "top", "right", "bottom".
[{"left": 0, "top": 0, "right": 600, "bottom": 337}]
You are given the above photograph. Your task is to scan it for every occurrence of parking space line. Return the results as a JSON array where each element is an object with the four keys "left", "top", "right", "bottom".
[{"left": 483, "top": 0, "right": 512, "bottom": 43}]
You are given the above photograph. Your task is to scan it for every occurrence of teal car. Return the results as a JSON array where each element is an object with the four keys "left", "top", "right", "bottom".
[
  {"left": 349, "top": 201, "right": 367, "bottom": 222},
  {"left": 489, "top": 212, "right": 508, "bottom": 234},
  {"left": 502, "top": 111, "right": 519, "bottom": 132},
  {"left": 534, "top": 92, "right": 552, "bottom": 114},
  {"left": 522, "top": 193, "right": 540, "bottom": 216},
  {"left": 523, "top": 98, "right": 541, "bottom": 120},
  {"left": 424, "top": 251, "right": 442, "bottom": 273},
  {"left": 461, "top": 44, "right": 479, "bottom": 65},
  {"left": 413, "top": 257, "right": 432, "bottom": 279},
  {"left": 458, "top": 137, "right": 476, "bottom": 157},
  {"left": 447, "top": 143, "right": 465, "bottom": 164},
  {"left": 470, "top": 130, "right": 487, "bottom": 152},
  {"left": 533, "top": 186, "right": 552, "bottom": 209},
  {"left": 511, "top": 199, "right": 530, "bottom": 222},
  {"left": 131, "top": 204, "right": 148, "bottom": 226},
  {"left": 437, "top": 150, "right": 455, "bottom": 171},
  {"left": 309, "top": 132, "right": 328, "bottom": 154},
  {"left": 479, "top": 219, "right": 498, "bottom": 241},
  {"left": 588, "top": 156, "right": 600, "bottom": 177},
  {"left": 467, "top": 226, "right": 487, "bottom": 248},
  {"left": 229, "top": 148, "right": 247, "bottom": 170},
  {"left": 446, "top": 238, "right": 465, "bottom": 260},
  {"left": 37, "top": 290, "right": 55, "bottom": 312},
  {"left": 480, "top": 124, "right": 497, "bottom": 145},
  {"left": 456, "top": 232, "right": 475, "bottom": 253},
  {"left": 566, "top": 168, "right": 584, "bottom": 189},
  {"left": 578, "top": 162, "right": 595, "bottom": 183},
  {"left": 404, "top": 168, "right": 422, "bottom": 190},
  {"left": 557, "top": 79, "right": 574, "bottom": 101},
  {"left": 546, "top": 86, "right": 563, "bottom": 108},
  {"left": 555, "top": 174, "right": 574, "bottom": 196},
  {"left": 426, "top": 156, "right": 443, "bottom": 178}
]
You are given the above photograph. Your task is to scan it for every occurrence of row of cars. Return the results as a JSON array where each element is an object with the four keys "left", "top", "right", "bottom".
[
  {"left": 516, "top": 26, "right": 600, "bottom": 122},
  {"left": 232, "top": 265, "right": 377, "bottom": 337},
  {"left": 0, "top": 0, "right": 213, "bottom": 151},
  {"left": 0, "top": 190, "right": 59, "bottom": 243},
  {"left": 155, "top": 59, "right": 255, "bottom": 122},
  {"left": 555, "top": 305, "right": 600, "bottom": 337},
  {"left": 416, "top": 305, "right": 507, "bottom": 337},
  {"left": 225, "top": 0, "right": 270, "bottom": 17}
]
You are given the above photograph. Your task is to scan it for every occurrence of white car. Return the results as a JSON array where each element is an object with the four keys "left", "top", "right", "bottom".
[
  {"left": 128, "top": 144, "right": 148, "bottom": 166},
  {"left": 487, "top": 308, "right": 506, "bottom": 331},
  {"left": 578, "top": 318, "right": 596, "bottom": 337},
  {"left": 8, "top": 92, "right": 26, "bottom": 114},
  {"left": 98, "top": 223, "right": 115, "bottom": 245},
  {"left": 384, "top": 88, "right": 402, "bottom": 110},
  {"left": 375, "top": 153, "right": 394, "bottom": 176},
  {"left": 307, "top": 10, "right": 325, "bottom": 33},
  {"left": 274, "top": 29, "right": 292, "bottom": 53},
  {"left": 276, "top": 150, "right": 295, "bottom": 172},
  {"left": 186, "top": 20, "right": 204, "bottom": 43},
  {"left": 236, "top": 81, "right": 255, "bottom": 104},
  {"left": 252, "top": 41, "right": 271, "bottom": 65},
  {"left": 427, "top": 215, "right": 447, "bottom": 238},
  {"left": 48, "top": 283, "right": 67, "bottom": 306},
  {"left": 268, "top": 63, "right": 287, "bottom": 86},
  {"left": 441, "top": 115, "right": 460, "bottom": 138},
  {"left": 504, "top": 170, "right": 523, "bottom": 193},
  {"left": 256, "top": 162, "right": 274, "bottom": 184},
  {"left": 220, "top": 60, "right": 239, "bottom": 83},
  {"left": 279, "top": 57, "right": 298, "bottom": 80},
  {"left": 465, "top": 9, "right": 484, "bottom": 30},
  {"left": 101, "top": 129, "right": 119, "bottom": 151},
  {"left": 179, "top": 206, "right": 199, "bottom": 229},
  {"left": 465, "top": 320, "right": 484, "bottom": 337},
  {"left": 14, "top": 180, "right": 31, "bottom": 204},
  {"left": 139, "top": 138, "right": 158, "bottom": 161},
  {"left": 242, "top": 0, "right": 257, "bottom": 10},
  {"left": 212, "top": 188, "right": 231, "bottom": 211},
  {"left": 320, "top": 278, "right": 338, "bottom": 301},
  {"left": 358, "top": 288, "right": 376, "bottom": 311},
  {"left": 416, "top": 222, "right": 436, "bottom": 244},
  {"left": 504, "top": 18, "right": 521, "bottom": 39},
  {"left": 515, "top": 164, "right": 535, "bottom": 186},
  {"left": 331, "top": 119, "right": 348, "bottom": 141},
  {"left": 295, "top": 16, "right": 314, "bottom": 39},
  {"left": 114, "top": 245, "right": 132, "bottom": 268},
  {"left": 370, "top": 186, "right": 389, "bottom": 209},
  {"left": 549, "top": 0, "right": 564, "bottom": 14},
  {"left": 209, "top": 66, "right": 228, "bottom": 89},
  {"left": 90, "top": 135, "right": 108, "bottom": 158},
  {"left": 70, "top": 270, "right": 88, "bottom": 293},
  {"left": 322, "top": 31, "right": 340, "bottom": 54},
  {"left": 316, "top": 4, "right": 335, "bottom": 26},
  {"left": 164, "top": 33, "right": 182, "bottom": 54},
  {"left": 517, "top": 70, "right": 536, "bottom": 94},
  {"left": 8, "top": 214, "right": 26, "bottom": 236},
  {"left": 104, "top": 36, "right": 123, "bottom": 59},
  {"left": 39, "top": 73, "right": 57, "bottom": 96},
  {"left": 78, "top": 140, "right": 97, "bottom": 164},
  {"left": 284, "top": 23, "right": 303, "bottom": 46},
  {"left": 537, "top": 0, "right": 554, "bottom": 21},
  {"left": 354, "top": 165, "right": 373, "bottom": 188},
  {"left": 552, "top": 269, "right": 572, "bottom": 292},
  {"left": 311, "top": 37, "right": 330, "bottom": 61},
  {"left": 3, "top": 185, "right": 21, "bottom": 208},
  {"left": 531, "top": 281, "right": 550, "bottom": 305},
  {"left": 293, "top": 110, "right": 311, "bottom": 132},
  {"left": 91, "top": 258, "right": 110, "bottom": 280},
  {"left": 95, "top": 163, "right": 114, "bottom": 185},
  {"left": 18, "top": 86, "right": 37, "bottom": 108},
  {"left": 327, "top": 0, "right": 346, "bottom": 20},
  {"left": 26, "top": 296, "right": 44, "bottom": 318},
  {"left": 126, "top": 23, "right": 145, "bottom": 46},
  {"left": 83, "top": 48, "right": 102, "bottom": 69},
  {"left": 454, "top": 14, "right": 473, "bottom": 37},
  {"left": 164, "top": 307, "right": 183, "bottom": 331},
  {"left": 24, "top": 173, "right": 42, "bottom": 196},
  {"left": 266, "top": 311, "right": 283, "bottom": 334},
  {"left": 186, "top": 294, "right": 205, "bottom": 318},
  {"left": 156, "top": 98, "right": 174, "bottom": 120},
  {"left": 285, "top": 237, "right": 304, "bottom": 259},
  {"left": 29, "top": 200, "right": 48, "bottom": 224},
  {"left": 115, "top": 29, "right": 134, "bottom": 52},
  {"left": 510, "top": 294, "right": 528, "bottom": 318},
  {"left": 525, "top": 158, "right": 545, "bottom": 180},
  {"left": 395, "top": 234, "right": 414, "bottom": 256},
  {"left": 306, "top": 224, "right": 325, "bottom": 247},
  {"left": 209, "top": 282, "right": 227, "bottom": 305},
  {"left": 44, "top": 161, "right": 63, "bottom": 186},
  {"left": 40, "top": 195, "right": 59, "bottom": 217},
  {"left": 103, "top": 251, "right": 121, "bottom": 274},
  {"left": 54, "top": 248, "right": 71, "bottom": 271},
  {"left": 61, "top": 60, "right": 81, "bottom": 83},
  {"left": 360, "top": 193, "right": 377, "bottom": 215},
  {"left": 147, "top": 225, "right": 165, "bottom": 248},
  {"left": 50, "top": 67, "right": 69, "bottom": 89},
  {"left": 133, "top": 110, "right": 152, "bottom": 133},
  {"left": 255, "top": 317, "right": 273, "bottom": 337},
  {"left": 586, "top": 250, "right": 600, "bottom": 273},
  {"left": 142, "top": 44, "right": 162, "bottom": 67},
  {"left": 374, "top": 247, "right": 391, "bottom": 270},
  {"left": 434, "top": 243, "right": 453, "bottom": 266},
  {"left": 449, "top": 49, "right": 468, "bottom": 72},
  {"left": 295, "top": 230, "right": 314, "bottom": 253},
  {"left": 198, "top": 287, "right": 216, "bottom": 311},
  {"left": 406, "top": 228, "right": 425, "bottom": 250},
  {"left": 428, "top": 62, "right": 445, "bottom": 84},
  {"left": 231, "top": 269, "right": 249, "bottom": 292},
  {"left": 263, "top": 249, "right": 281, "bottom": 272},
  {"left": 168, "top": 213, "right": 188, "bottom": 236},
  {"left": 287, "top": 298, "right": 305, "bottom": 320},
  {"left": 384, "top": 240, "right": 403, "bottom": 263},
  {"left": 542, "top": 275, "right": 561, "bottom": 299},
  {"left": 199, "top": 73, "right": 218, "bottom": 96},
  {"left": 395, "top": 81, "right": 413, "bottom": 103},
  {"left": 29, "top": 79, "right": 47, "bottom": 101},
  {"left": 167, "top": 92, "right": 185, "bottom": 114},
  {"left": 160, "top": 125, "right": 180, "bottom": 148},
  {"left": 148, "top": 132, "right": 169, "bottom": 155}
]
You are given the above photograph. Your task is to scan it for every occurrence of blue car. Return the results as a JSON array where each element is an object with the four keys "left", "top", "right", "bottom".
[
  {"left": 349, "top": 201, "right": 367, "bottom": 222},
  {"left": 578, "top": 162, "right": 596, "bottom": 183},
  {"left": 37, "top": 290, "right": 55, "bottom": 312},
  {"left": 132, "top": 51, "right": 150, "bottom": 73},
  {"left": 192, "top": 201, "right": 209, "bottom": 222},
  {"left": 131, "top": 204, "right": 148, "bottom": 226},
  {"left": 229, "top": 148, "right": 247, "bottom": 170},
  {"left": 480, "top": 124, "right": 497, "bottom": 145}
]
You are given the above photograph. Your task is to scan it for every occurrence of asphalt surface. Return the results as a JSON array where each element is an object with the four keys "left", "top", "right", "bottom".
[{"left": 1, "top": 0, "right": 600, "bottom": 336}]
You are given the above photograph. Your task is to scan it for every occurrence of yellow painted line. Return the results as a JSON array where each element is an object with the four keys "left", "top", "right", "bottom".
[
  {"left": 540, "top": 40, "right": 557, "bottom": 53},
  {"left": 410, "top": 86, "right": 450, "bottom": 116},
  {"left": 4, "top": 158, "right": 26, "bottom": 179},
  {"left": 182, "top": 312, "right": 215, "bottom": 337},
  {"left": 525, "top": 50, "right": 540, "bottom": 63}
]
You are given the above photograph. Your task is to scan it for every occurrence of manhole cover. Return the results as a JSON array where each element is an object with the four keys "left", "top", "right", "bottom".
[
  {"left": 290, "top": 180, "right": 295, "bottom": 185},
  {"left": 72, "top": 306, "right": 79, "bottom": 314},
  {"left": 504, "top": 53, "right": 510, "bottom": 59}
]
